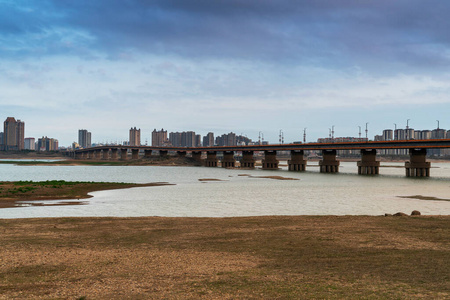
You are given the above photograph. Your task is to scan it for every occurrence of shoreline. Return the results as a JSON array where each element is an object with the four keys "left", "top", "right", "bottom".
[
  {"left": 0, "top": 181, "right": 172, "bottom": 209},
  {"left": 0, "top": 215, "right": 448, "bottom": 298}
]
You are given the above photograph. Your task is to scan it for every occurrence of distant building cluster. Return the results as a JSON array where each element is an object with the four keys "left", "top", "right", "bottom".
[
  {"left": 37, "top": 136, "right": 59, "bottom": 152},
  {"left": 373, "top": 127, "right": 450, "bottom": 156},
  {"left": 0, "top": 117, "right": 58, "bottom": 152},
  {"left": 316, "top": 126, "right": 450, "bottom": 157},
  {"left": 317, "top": 137, "right": 368, "bottom": 156}
]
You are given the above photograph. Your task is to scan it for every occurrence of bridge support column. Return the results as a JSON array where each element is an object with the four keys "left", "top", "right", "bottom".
[
  {"left": 205, "top": 151, "right": 218, "bottom": 167},
  {"left": 74, "top": 152, "right": 82, "bottom": 159},
  {"left": 262, "top": 151, "right": 279, "bottom": 170},
  {"left": 94, "top": 150, "right": 102, "bottom": 160},
  {"left": 111, "top": 148, "right": 118, "bottom": 160},
  {"left": 177, "top": 151, "right": 187, "bottom": 158},
  {"left": 87, "top": 150, "right": 95, "bottom": 159},
  {"left": 131, "top": 149, "right": 139, "bottom": 160},
  {"left": 319, "top": 150, "right": 339, "bottom": 173},
  {"left": 191, "top": 151, "right": 202, "bottom": 163},
  {"left": 241, "top": 151, "right": 255, "bottom": 168},
  {"left": 405, "top": 148, "right": 430, "bottom": 177},
  {"left": 120, "top": 149, "right": 128, "bottom": 160},
  {"left": 81, "top": 152, "right": 87, "bottom": 160},
  {"left": 357, "top": 149, "right": 380, "bottom": 175},
  {"left": 144, "top": 150, "right": 153, "bottom": 158},
  {"left": 222, "top": 151, "right": 236, "bottom": 168},
  {"left": 102, "top": 149, "right": 110, "bottom": 160},
  {"left": 288, "top": 150, "right": 306, "bottom": 171}
]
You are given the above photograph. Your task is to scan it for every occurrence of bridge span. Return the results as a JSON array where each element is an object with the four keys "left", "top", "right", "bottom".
[{"left": 69, "top": 139, "right": 450, "bottom": 177}]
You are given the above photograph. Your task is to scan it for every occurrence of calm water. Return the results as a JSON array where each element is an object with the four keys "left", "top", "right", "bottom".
[{"left": 1, "top": 161, "right": 449, "bottom": 218}]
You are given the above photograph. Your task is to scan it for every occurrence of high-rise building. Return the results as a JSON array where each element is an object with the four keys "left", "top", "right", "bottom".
[
  {"left": 195, "top": 134, "right": 202, "bottom": 147},
  {"left": 3, "top": 117, "right": 25, "bottom": 151},
  {"left": 78, "top": 129, "right": 92, "bottom": 148},
  {"left": 152, "top": 128, "right": 168, "bottom": 146},
  {"left": 382, "top": 129, "right": 393, "bottom": 141},
  {"left": 24, "top": 138, "right": 35, "bottom": 150},
  {"left": 129, "top": 127, "right": 141, "bottom": 146},
  {"left": 202, "top": 132, "right": 215, "bottom": 147},
  {"left": 431, "top": 128, "right": 446, "bottom": 139},
  {"left": 215, "top": 132, "right": 237, "bottom": 146},
  {"left": 37, "top": 137, "right": 58, "bottom": 151},
  {"left": 169, "top": 132, "right": 182, "bottom": 147}
]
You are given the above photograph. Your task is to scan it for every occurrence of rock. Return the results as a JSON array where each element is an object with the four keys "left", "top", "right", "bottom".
[
  {"left": 411, "top": 210, "right": 421, "bottom": 216},
  {"left": 393, "top": 212, "right": 408, "bottom": 216},
  {"left": 385, "top": 213, "right": 392, "bottom": 216}
]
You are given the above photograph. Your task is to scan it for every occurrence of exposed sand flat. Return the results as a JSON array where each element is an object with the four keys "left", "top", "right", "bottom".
[{"left": 0, "top": 215, "right": 448, "bottom": 299}]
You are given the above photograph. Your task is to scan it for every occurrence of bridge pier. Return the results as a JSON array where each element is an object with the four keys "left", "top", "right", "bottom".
[
  {"left": 102, "top": 149, "right": 110, "bottom": 160},
  {"left": 357, "top": 149, "right": 380, "bottom": 175},
  {"left": 222, "top": 151, "right": 236, "bottom": 168},
  {"left": 81, "top": 152, "right": 88, "bottom": 160},
  {"left": 262, "top": 151, "right": 279, "bottom": 170},
  {"left": 120, "top": 149, "right": 128, "bottom": 160},
  {"left": 144, "top": 150, "right": 153, "bottom": 158},
  {"left": 111, "top": 148, "right": 118, "bottom": 160},
  {"left": 191, "top": 151, "right": 202, "bottom": 163},
  {"left": 241, "top": 151, "right": 255, "bottom": 168},
  {"left": 405, "top": 148, "right": 430, "bottom": 177},
  {"left": 94, "top": 150, "right": 102, "bottom": 160},
  {"left": 288, "top": 150, "right": 306, "bottom": 171},
  {"left": 131, "top": 149, "right": 139, "bottom": 160},
  {"left": 319, "top": 150, "right": 339, "bottom": 173},
  {"left": 74, "top": 152, "right": 82, "bottom": 159},
  {"left": 205, "top": 151, "right": 218, "bottom": 167}
]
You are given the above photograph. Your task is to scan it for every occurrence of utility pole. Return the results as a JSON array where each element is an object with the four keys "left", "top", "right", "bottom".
[
  {"left": 332, "top": 125, "right": 335, "bottom": 140},
  {"left": 394, "top": 123, "right": 397, "bottom": 140},
  {"left": 358, "top": 126, "right": 361, "bottom": 139},
  {"left": 329, "top": 128, "right": 331, "bottom": 139},
  {"left": 258, "top": 131, "right": 261, "bottom": 145},
  {"left": 365, "top": 122, "right": 369, "bottom": 140},
  {"left": 437, "top": 120, "right": 440, "bottom": 129},
  {"left": 303, "top": 128, "right": 307, "bottom": 143},
  {"left": 406, "top": 119, "right": 410, "bottom": 140}
]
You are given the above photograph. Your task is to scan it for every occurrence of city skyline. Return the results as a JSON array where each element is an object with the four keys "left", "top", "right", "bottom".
[
  {"left": 1, "top": 1, "right": 450, "bottom": 146},
  {"left": 2, "top": 114, "right": 450, "bottom": 149}
]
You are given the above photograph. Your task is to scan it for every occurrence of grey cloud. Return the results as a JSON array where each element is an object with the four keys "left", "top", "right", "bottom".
[{"left": 2, "top": 0, "right": 450, "bottom": 72}]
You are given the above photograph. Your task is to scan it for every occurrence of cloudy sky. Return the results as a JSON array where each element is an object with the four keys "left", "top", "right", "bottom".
[{"left": 1, "top": 0, "right": 450, "bottom": 146}]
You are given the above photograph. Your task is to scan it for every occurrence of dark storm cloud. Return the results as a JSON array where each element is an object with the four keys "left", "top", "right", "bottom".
[{"left": 2, "top": 0, "right": 450, "bottom": 70}]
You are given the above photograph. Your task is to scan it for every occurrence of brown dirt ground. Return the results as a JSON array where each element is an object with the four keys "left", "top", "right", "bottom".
[{"left": 0, "top": 215, "right": 448, "bottom": 299}]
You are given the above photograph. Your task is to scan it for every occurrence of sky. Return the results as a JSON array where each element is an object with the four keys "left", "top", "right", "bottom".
[{"left": 1, "top": 0, "right": 450, "bottom": 146}]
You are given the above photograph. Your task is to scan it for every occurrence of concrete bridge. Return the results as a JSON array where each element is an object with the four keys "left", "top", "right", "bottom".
[{"left": 68, "top": 139, "right": 450, "bottom": 177}]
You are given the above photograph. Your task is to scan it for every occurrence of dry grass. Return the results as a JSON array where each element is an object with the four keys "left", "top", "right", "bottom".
[{"left": 0, "top": 216, "right": 449, "bottom": 299}]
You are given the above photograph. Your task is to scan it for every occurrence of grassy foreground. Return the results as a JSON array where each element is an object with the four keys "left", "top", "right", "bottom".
[
  {"left": 0, "top": 181, "right": 170, "bottom": 208},
  {"left": 0, "top": 216, "right": 448, "bottom": 299}
]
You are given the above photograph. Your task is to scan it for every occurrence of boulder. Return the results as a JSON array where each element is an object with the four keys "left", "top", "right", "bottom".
[{"left": 411, "top": 210, "right": 421, "bottom": 216}]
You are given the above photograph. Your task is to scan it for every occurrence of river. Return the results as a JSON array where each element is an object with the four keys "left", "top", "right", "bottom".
[{"left": 0, "top": 161, "right": 449, "bottom": 218}]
